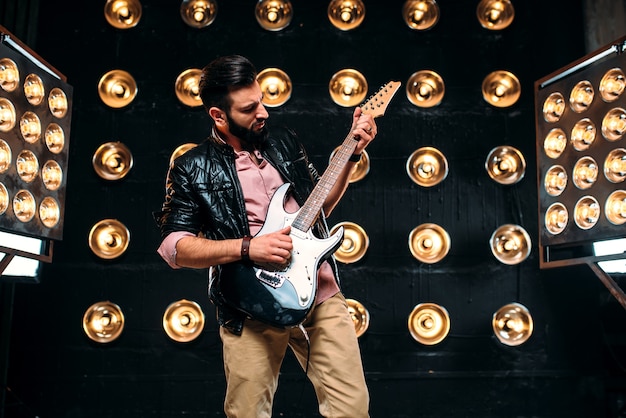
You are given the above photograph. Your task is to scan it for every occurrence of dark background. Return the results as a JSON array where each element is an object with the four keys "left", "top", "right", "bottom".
[{"left": 2, "top": 0, "right": 626, "bottom": 417}]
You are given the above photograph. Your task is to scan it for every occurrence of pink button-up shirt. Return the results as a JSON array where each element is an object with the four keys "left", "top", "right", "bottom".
[{"left": 157, "top": 148, "right": 339, "bottom": 305}]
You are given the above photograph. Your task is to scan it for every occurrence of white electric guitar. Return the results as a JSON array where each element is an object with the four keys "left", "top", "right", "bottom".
[{"left": 219, "top": 80, "right": 401, "bottom": 327}]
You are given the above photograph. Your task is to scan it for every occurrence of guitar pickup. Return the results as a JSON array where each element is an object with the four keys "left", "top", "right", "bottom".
[{"left": 256, "top": 270, "right": 286, "bottom": 288}]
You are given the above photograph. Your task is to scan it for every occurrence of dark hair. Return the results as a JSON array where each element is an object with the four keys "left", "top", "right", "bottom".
[{"left": 199, "top": 55, "right": 258, "bottom": 115}]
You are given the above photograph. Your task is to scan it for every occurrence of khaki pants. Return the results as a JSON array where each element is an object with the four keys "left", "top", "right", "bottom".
[{"left": 220, "top": 292, "right": 370, "bottom": 418}]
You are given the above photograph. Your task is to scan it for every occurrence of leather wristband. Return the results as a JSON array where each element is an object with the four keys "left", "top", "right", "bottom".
[
  {"left": 349, "top": 153, "right": 362, "bottom": 163},
  {"left": 241, "top": 236, "right": 252, "bottom": 262}
]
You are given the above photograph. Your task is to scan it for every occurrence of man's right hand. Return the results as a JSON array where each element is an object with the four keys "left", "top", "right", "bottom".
[{"left": 249, "top": 226, "right": 293, "bottom": 264}]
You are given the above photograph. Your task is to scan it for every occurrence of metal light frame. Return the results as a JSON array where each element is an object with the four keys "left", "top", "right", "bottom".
[
  {"left": 0, "top": 25, "right": 72, "bottom": 278},
  {"left": 535, "top": 35, "right": 626, "bottom": 309}
]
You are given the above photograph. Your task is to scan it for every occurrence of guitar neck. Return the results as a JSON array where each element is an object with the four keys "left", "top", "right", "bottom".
[
  {"left": 288, "top": 80, "right": 401, "bottom": 234},
  {"left": 291, "top": 134, "right": 357, "bottom": 232}
]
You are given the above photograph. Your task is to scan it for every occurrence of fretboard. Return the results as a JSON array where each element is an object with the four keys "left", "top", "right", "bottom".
[{"left": 291, "top": 133, "right": 357, "bottom": 232}]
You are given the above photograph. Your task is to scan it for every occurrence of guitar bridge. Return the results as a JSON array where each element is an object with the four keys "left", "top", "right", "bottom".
[{"left": 256, "top": 270, "right": 286, "bottom": 288}]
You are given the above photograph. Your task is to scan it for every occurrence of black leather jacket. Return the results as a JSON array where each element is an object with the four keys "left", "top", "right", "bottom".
[{"left": 154, "top": 126, "right": 340, "bottom": 334}]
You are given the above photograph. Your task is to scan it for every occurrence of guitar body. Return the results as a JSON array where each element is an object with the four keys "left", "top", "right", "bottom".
[{"left": 219, "top": 183, "right": 344, "bottom": 327}]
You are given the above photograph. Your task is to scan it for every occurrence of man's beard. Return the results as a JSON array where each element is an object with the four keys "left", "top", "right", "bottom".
[{"left": 226, "top": 114, "right": 268, "bottom": 146}]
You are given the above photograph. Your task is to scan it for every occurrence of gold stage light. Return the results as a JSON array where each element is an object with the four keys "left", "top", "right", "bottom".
[
  {"left": 0, "top": 58, "right": 19, "bottom": 92},
  {"left": 573, "top": 195, "right": 600, "bottom": 230},
  {"left": 544, "top": 202, "right": 568, "bottom": 235},
  {"left": 402, "top": 0, "right": 440, "bottom": 31},
  {"left": 406, "top": 146, "right": 448, "bottom": 187},
  {"left": 92, "top": 142, "right": 134, "bottom": 181},
  {"left": 329, "top": 69, "right": 367, "bottom": 107},
  {"left": 175, "top": 68, "right": 202, "bottom": 107},
  {"left": 601, "top": 107, "right": 626, "bottom": 141},
  {"left": 544, "top": 165, "right": 567, "bottom": 197},
  {"left": 45, "top": 123, "right": 65, "bottom": 154},
  {"left": 543, "top": 128, "right": 567, "bottom": 159},
  {"left": 20, "top": 111, "right": 41, "bottom": 143},
  {"left": 408, "top": 223, "right": 450, "bottom": 264},
  {"left": 569, "top": 80, "right": 594, "bottom": 113},
  {"left": 329, "top": 147, "right": 369, "bottom": 183},
  {"left": 255, "top": 0, "right": 293, "bottom": 31},
  {"left": 599, "top": 68, "right": 625, "bottom": 102},
  {"left": 330, "top": 221, "right": 369, "bottom": 263},
  {"left": 604, "top": 148, "right": 626, "bottom": 183},
  {"left": 489, "top": 224, "right": 531, "bottom": 265},
  {"left": 48, "top": 87, "right": 68, "bottom": 118},
  {"left": 163, "top": 299, "right": 205, "bottom": 343},
  {"left": 88, "top": 219, "right": 130, "bottom": 259},
  {"left": 0, "top": 139, "right": 10, "bottom": 173},
  {"left": 24, "top": 74, "right": 44, "bottom": 106},
  {"left": 605, "top": 190, "right": 626, "bottom": 225},
  {"left": 257, "top": 68, "right": 292, "bottom": 107},
  {"left": 485, "top": 145, "right": 526, "bottom": 185},
  {"left": 408, "top": 302, "right": 450, "bottom": 345},
  {"left": 476, "top": 0, "right": 514, "bottom": 30},
  {"left": 39, "top": 196, "right": 60, "bottom": 228},
  {"left": 98, "top": 70, "right": 137, "bottom": 108},
  {"left": 180, "top": 0, "right": 218, "bottom": 29},
  {"left": 328, "top": 0, "right": 365, "bottom": 31},
  {"left": 542, "top": 92, "right": 566, "bottom": 123},
  {"left": 104, "top": 0, "right": 142, "bottom": 29},
  {"left": 406, "top": 70, "right": 444, "bottom": 108},
  {"left": 0, "top": 97, "right": 16, "bottom": 131},
  {"left": 83, "top": 301, "right": 125, "bottom": 343},
  {"left": 492, "top": 302, "right": 533, "bottom": 346},
  {"left": 170, "top": 143, "right": 198, "bottom": 166},
  {"left": 13, "top": 190, "right": 35, "bottom": 222},
  {"left": 0, "top": 184, "right": 6, "bottom": 214},
  {"left": 570, "top": 118, "right": 596, "bottom": 151},
  {"left": 572, "top": 156, "right": 598, "bottom": 190},
  {"left": 482, "top": 70, "right": 520, "bottom": 107},
  {"left": 15, "top": 149, "right": 38, "bottom": 183},
  {"left": 346, "top": 298, "right": 370, "bottom": 337},
  {"left": 41, "top": 161, "right": 62, "bottom": 191}
]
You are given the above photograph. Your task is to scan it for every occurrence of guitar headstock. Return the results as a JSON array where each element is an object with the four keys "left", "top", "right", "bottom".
[{"left": 360, "top": 80, "right": 401, "bottom": 118}]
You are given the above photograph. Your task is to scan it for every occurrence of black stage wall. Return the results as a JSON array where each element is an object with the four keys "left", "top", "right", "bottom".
[{"left": 3, "top": 0, "right": 626, "bottom": 417}]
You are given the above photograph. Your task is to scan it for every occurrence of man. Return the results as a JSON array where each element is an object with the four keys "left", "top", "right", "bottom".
[{"left": 154, "top": 55, "right": 376, "bottom": 418}]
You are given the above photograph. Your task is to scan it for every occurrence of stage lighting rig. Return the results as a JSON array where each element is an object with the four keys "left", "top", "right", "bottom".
[
  {"left": 535, "top": 35, "right": 626, "bottom": 309},
  {"left": 0, "top": 25, "right": 73, "bottom": 280}
]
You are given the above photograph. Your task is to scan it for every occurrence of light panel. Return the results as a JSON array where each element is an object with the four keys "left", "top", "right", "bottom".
[
  {"left": 0, "top": 27, "right": 72, "bottom": 243},
  {"left": 535, "top": 36, "right": 626, "bottom": 267}
]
